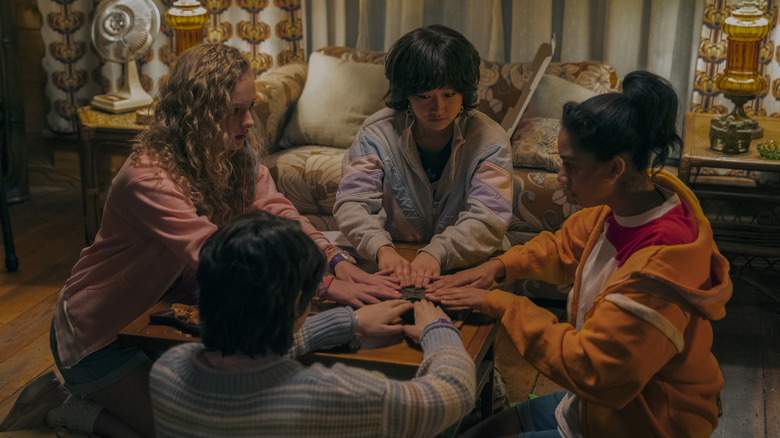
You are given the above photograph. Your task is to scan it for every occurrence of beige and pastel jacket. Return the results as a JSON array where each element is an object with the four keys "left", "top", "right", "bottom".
[{"left": 334, "top": 107, "right": 513, "bottom": 271}]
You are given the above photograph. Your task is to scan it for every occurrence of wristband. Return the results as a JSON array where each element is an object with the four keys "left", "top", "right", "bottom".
[
  {"left": 430, "top": 318, "right": 454, "bottom": 326},
  {"left": 322, "top": 244, "right": 356, "bottom": 274},
  {"left": 424, "top": 318, "right": 454, "bottom": 331},
  {"left": 318, "top": 275, "right": 335, "bottom": 298},
  {"left": 328, "top": 254, "right": 349, "bottom": 275}
]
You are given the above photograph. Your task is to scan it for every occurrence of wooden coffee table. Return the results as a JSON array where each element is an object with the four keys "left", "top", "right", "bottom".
[
  {"left": 117, "top": 242, "right": 500, "bottom": 431},
  {"left": 118, "top": 296, "right": 497, "bottom": 376}
]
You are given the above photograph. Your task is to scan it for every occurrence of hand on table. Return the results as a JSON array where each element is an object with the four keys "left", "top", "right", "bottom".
[
  {"left": 334, "top": 261, "right": 400, "bottom": 291},
  {"left": 425, "top": 286, "right": 489, "bottom": 312},
  {"left": 326, "top": 277, "right": 401, "bottom": 308},
  {"left": 402, "top": 299, "right": 450, "bottom": 343},
  {"left": 427, "top": 259, "right": 506, "bottom": 292},
  {"left": 409, "top": 252, "right": 440, "bottom": 288},
  {"left": 354, "top": 299, "right": 412, "bottom": 337},
  {"left": 377, "top": 246, "right": 412, "bottom": 286}
]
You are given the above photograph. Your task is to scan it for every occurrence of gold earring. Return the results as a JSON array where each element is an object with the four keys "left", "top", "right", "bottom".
[
  {"left": 405, "top": 106, "right": 413, "bottom": 117},
  {"left": 458, "top": 106, "right": 463, "bottom": 114}
]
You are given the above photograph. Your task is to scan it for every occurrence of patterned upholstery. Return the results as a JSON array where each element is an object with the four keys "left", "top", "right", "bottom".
[
  {"left": 478, "top": 59, "right": 619, "bottom": 126},
  {"left": 255, "top": 47, "right": 619, "bottom": 291},
  {"left": 254, "top": 63, "right": 308, "bottom": 151}
]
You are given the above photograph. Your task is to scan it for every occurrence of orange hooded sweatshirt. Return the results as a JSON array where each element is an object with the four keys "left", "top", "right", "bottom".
[{"left": 486, "top": 170, "right": 732, "bottom": 438}]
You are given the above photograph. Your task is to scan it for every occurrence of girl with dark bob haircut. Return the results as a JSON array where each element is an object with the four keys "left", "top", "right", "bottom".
[
  {"left": 429, "top": 70, "right": 732, "bottom": 438},
  {"left": 149, "top": 210, "right": 479, "bottom": 437},
  {"left": 384, "top": 24, "right": 481, "bottom": 111},
  {"left": 335, "top": 25, "right": 513, "bottom": 289}
]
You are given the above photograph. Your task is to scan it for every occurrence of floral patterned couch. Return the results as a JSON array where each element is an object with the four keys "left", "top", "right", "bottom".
[{"left": 254, "top": 46, "right": 620, "bottom": 295}]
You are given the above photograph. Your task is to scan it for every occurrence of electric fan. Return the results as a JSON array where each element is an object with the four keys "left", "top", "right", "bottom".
[{"left": 90, "top": 0, "right": 161, "bottom": 113}]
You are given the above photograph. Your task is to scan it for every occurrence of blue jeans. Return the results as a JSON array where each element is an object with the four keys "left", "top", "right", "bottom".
[
  {"left": 516, "top": 392, "right": 566, "bottom": 437},
  {"left": 50, "top": 325, "right": 156, "bottom": 396}
]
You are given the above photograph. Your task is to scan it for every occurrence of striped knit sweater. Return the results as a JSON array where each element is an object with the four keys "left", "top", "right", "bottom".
[{"left": 149, "top": 307, "right": 476, "bottom": 437}]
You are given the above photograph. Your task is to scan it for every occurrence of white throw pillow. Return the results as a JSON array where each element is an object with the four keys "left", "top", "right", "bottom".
[
  {"left": 279, "top": 52, "right": 389, "bottom": 149},
  {"left": 522, "top": 74, "right": 596, "bottom": 120}
]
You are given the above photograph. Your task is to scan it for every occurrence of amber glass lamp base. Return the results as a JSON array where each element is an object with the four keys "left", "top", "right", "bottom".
[
  {"left": 709, "top": 95, "right": 764, "bottom": 154},
  {"left": 166, "top": 0, "right": 209, "bottom": 55}
]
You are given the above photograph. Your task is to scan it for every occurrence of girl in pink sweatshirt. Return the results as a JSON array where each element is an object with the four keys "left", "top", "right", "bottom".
[{"left": 0, "top": 43, "right": 399, "bottom": 437}]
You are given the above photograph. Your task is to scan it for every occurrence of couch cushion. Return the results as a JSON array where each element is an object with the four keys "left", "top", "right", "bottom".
[
  {"left": 511, "top": 117, "right": 561, "bottom": 172},
  {"left": 523, "top": 74, "right": 596, "bottom": 119},
  {"left": 477, "top": 59, "right": 525, "bottom": 125},
  {"left": 279, "top": 52, "right": 389, "bottom": 149},
  {"left": 261, "top": 145, "right": 346, "bottom": 217},
  {"left": 508, "top": 170, "right": 580, "bottom": 246}
]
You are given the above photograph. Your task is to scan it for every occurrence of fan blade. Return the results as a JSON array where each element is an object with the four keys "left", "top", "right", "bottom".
[{"left": 92, "top": 0, "right": 160, "bottom": 62}]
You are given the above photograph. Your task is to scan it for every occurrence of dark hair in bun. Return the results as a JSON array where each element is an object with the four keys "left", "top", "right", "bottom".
[{"left": 560, "top": 70, "right": 681, "bottom": 172}]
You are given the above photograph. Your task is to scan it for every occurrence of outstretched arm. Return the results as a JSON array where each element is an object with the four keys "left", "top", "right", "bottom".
[
  {"left": 287, "top": 300, "right": 412, "bottom": 356},
  {"left": 333, "top": 137, "right": 395, "bottom": 263},
  {"left": 386, "top": 301, "right": 476, "bottom": 437},
  {"left": 427, "top": 258, "right": 505, "bottom": 292},
  {"left": 333, "top": 259, "right": 400, "bottom": 293}
]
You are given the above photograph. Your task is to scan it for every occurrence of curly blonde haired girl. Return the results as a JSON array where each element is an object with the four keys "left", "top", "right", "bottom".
[
  {"left": 22, "top": 43, "right": 400, "bottom": 437},
  {"left": 134, "top": 43, "right": 254, "bottom": 226}
]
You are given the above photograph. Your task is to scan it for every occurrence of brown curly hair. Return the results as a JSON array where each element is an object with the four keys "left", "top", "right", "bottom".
[{"left": 133, "top": 43, "right": 257, "bottom": 226}]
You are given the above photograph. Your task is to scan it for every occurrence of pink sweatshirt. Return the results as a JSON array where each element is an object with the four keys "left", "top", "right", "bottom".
[{"left": 53, "top": 155, "right": 330, "bottom": 368}]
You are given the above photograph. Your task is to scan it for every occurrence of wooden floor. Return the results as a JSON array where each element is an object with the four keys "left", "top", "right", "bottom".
[{"left": 1, "top": 184, "right": 779, "bottom": 437}]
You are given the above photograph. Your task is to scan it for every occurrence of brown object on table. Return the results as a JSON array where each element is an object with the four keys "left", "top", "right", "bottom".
[
  {"left": 679, "top": 112, "right": 780, "bottom": 186},
  {"left": 135, "top": 108, "right": 154, "bottom": 125},
  {"left": 399, "top": 287, "right": 426, "bottom": 301},
  {"left": 149, "top": 304, "right": 200, "bottom": 335}
]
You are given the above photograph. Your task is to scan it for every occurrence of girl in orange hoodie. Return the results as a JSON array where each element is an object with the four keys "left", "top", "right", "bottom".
[{"left": 428, "top": 70, "right": 732, "bottom": 438}]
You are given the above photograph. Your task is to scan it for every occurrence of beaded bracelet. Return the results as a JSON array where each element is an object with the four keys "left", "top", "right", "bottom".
[{"left": 322, "top": 244, "right": 357, "bottom": 274}]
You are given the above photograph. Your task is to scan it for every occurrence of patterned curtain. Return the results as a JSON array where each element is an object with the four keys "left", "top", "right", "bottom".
[
  {"left": 37, "top": 0, "right": 303, "bottom": 134},
  {"left": 304, "top": 0, "right": 704, "bottom": 131},
  {"left": 692, "top": 0, "right": 778, "bottom": 116}
]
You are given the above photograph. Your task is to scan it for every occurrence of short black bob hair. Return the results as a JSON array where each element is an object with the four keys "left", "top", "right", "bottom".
[
  {"left": 384, "top": 24, "right": 481, "bottom": 112},
  {"left": 197, "top": 210, "right": 325, "bottom": 357},
  {"left": 560, "top": 70, "right": 682, "bottom": 172}
]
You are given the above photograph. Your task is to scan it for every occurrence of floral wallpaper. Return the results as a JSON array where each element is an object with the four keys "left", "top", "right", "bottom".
[
  {"left": 692, "top": 0, "right": 779, "bottom": 116},
  {"left": 37, "top": 0, "right": 303, "bottom": 133}
]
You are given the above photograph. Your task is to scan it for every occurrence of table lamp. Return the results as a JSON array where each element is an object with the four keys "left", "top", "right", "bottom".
[
  {"left": 166, "top": 0, "right": 209, "bottom": 55},
  {"left": 709, "top": 0, "right": 771, "bottom": 154}
]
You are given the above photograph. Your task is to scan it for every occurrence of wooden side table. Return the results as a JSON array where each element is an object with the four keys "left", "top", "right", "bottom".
[
  {"left": 680, "top": 112, "right": 780, "bottom": 185},
  {"left": 680, "top": 112, "right": 780, "bottom": 271},
  {"left": 76, "top": 107, "right": 145, "bottom": 244}
]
